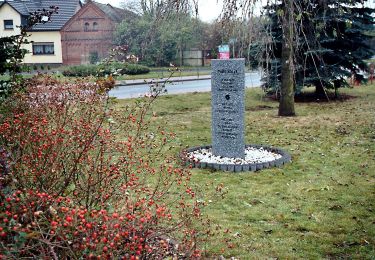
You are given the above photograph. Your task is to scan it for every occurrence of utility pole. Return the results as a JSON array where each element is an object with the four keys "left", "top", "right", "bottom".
[{"left": 229, "top": 38, "right": 236, "bottom": 58}]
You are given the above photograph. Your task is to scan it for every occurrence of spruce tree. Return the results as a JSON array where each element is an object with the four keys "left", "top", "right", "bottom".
[{"left": 263, "top": 0, "right": 375, "bottom": 98}]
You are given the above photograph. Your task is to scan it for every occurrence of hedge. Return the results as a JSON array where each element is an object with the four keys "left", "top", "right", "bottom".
[{"left": 62, "top": 63, "right": 150, "bottom": 77}]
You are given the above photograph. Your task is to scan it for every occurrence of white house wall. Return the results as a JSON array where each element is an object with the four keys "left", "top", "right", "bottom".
[
  {"left": 0, "top": 3, "right": 21, "bottom": 37},
  {"left": 23, "top": 31, "right": 63, "bottom": 64},
  {"left": 0, "top": 3, "right": 62, "bottom": 64}
]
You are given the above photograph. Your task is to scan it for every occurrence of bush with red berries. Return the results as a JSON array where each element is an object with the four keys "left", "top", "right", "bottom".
[{"left": 0, "top": 75, "right": 205, "bottom": 259}]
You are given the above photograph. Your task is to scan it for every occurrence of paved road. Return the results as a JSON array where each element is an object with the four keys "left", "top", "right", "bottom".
[{"left": 109, "top": 71, "right": 262, "bottom": 99}]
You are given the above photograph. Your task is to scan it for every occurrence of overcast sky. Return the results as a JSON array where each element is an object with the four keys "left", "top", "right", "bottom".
[
  {"left": 93, "top": 0, "right": 375, "bottom": 21},
  {"left": 96, "top": 0, "right": 223, "bottom": 22}
]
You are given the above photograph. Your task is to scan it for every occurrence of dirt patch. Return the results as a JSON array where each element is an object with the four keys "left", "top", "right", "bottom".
[
  {"left": 247, "top": 105, "right": 276, "bottom": 111},
  {"left": 267, "top": 92, "right": 356, "bottom": 103},
  {"left": 294, "top": 92, "right": 356, "bottom": 103}
]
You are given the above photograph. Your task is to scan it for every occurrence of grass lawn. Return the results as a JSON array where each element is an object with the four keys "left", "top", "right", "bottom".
[
  {"left": 117, "top": 84, "right": 375, "bottom": 258},
  {"left": 116, "top": 69, "right": 211, "bottom": 80},
  {"left": 0, "top": 67, "right": 212, "bottom": 81}
]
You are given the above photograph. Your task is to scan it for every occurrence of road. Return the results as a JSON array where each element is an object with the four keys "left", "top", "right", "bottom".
[{"left": 109, "top": 71, "right": 262, "bottom": 99}]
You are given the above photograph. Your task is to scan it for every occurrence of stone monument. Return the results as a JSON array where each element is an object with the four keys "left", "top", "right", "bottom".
[
  {"left": 180, "top": 58, "right": 291, "bottom": 172},
  {"left": 211, "top": 58, "right": 245, "bottom": 159}
]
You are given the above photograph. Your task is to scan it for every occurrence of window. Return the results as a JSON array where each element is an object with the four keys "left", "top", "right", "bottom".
[
  {"left": 4, "top": 20, "right": 13, "bottom": 30},
  {"left": 93, "top": 22, "right": 98, "bottom": 31},
  {"left": 32, "top": 43, "right": 54, "bottom": 55},
  {"left": 89, "top": 51, "right": 99, "bottom": 64},
  {"left": 84, "top": 22, "right": 89, "bottom": 31}
]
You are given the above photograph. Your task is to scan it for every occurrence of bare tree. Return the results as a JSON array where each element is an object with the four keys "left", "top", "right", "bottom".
[{"left": 120, "top": 0, "right": 198, "bottom": 17}]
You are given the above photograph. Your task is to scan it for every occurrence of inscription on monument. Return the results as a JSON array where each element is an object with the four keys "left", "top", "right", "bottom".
[{"left": 211, "top": 59, "right": 245, "bottom": 159}]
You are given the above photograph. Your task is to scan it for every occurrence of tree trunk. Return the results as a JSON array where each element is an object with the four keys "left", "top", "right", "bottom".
[
  {"left": 179, "top": 43, "right": 183, "bottom": 67},
  {"left": 315, "top": 82, "right": 326, "bottom": 99},
  {"left": 278, "top": 0, "right": 296, "bottom": 117}
]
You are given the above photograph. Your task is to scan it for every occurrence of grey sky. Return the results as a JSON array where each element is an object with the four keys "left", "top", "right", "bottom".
[
  {"left": 96, "top": 0, "right": 223, "bottom": 22},
  {"left": 93, "top": 0, "right": 375, "bottom": 21}
]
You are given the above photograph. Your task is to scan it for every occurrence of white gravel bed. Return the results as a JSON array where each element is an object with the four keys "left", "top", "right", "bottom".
[{"left": 187, "top": 147, "right": 282, "bottom": 165}]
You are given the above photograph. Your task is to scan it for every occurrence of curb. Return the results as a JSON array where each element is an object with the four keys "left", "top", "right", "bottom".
[
  {"left": 180, "top": 144, "right": 291, "bottom": 172},
  {"left": 115, "top": 75, "right": 212, "bottom": 86}
]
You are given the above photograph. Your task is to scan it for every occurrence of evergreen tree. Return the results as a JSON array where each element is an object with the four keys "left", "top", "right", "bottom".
[{"left": 263, "top": 0, "right": 375, "bottom": 98}]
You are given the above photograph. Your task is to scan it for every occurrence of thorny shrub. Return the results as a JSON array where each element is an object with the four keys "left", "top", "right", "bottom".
[{"left": 0, "top": 75, "right": 209, "bottom": 259}]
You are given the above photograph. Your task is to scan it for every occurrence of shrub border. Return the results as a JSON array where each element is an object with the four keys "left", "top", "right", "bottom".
[{"left": 180, "top": 144, "right": 291, "bottom": 172}]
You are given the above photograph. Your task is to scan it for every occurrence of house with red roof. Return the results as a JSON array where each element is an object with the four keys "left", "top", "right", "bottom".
[{"left": 61, "top": 1, "right": 135, "bottom": 64}]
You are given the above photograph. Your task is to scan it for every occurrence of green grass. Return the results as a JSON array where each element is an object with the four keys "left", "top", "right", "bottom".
[
  {"left": 0, "top": 75, "right": 9, "bottom": 81},
  {"left": 117, "top": 85, "right": 375, "bottom": 258},
  {"left": 0, "top": 74, "right": 34, "bottom": 81},
  {"left": 116, "top": 69, "right": 211, "bottom": 80},
  {"left": 1, "top": 67, "right": 211, "bottom": 81}
]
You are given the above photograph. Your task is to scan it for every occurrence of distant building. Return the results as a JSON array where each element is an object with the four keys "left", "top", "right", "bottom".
[
  {"left": 182, "top": 49, "right": 213, "bottom": 67},
  {"left": 0, "top": 0, "right": 81, "bottom": 64},
  {"left": 61, "top": 1, "right": 135, "bottom": 65}
]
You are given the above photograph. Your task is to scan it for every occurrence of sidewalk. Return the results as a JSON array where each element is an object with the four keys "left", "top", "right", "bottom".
[{"left": 115, "top": 74, "right": 212, "bottom": 86}]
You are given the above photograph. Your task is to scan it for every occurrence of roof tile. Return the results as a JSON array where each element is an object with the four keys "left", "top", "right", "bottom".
[{"left": 1, "top": 0, "right": 81, "bottom": 30}]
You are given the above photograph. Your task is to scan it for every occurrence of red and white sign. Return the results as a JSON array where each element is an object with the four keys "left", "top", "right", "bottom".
[
  {"left": 218, "top": 44, "right": 230, "bottom": 59},
  {"left": 219, "top": 52, "right": 230, "bottom": 59}
]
